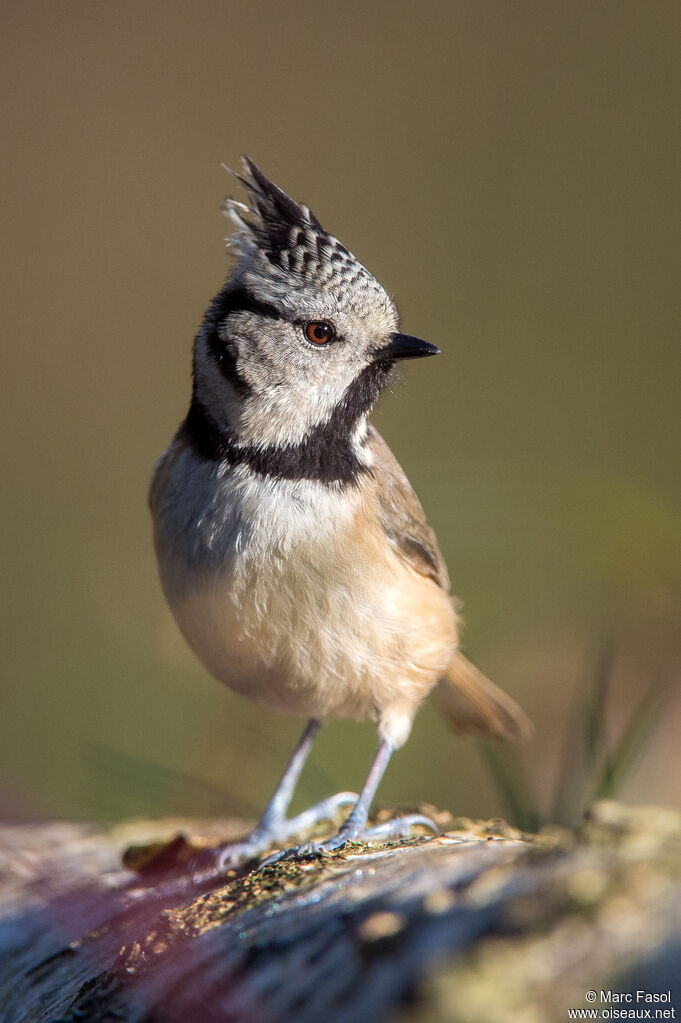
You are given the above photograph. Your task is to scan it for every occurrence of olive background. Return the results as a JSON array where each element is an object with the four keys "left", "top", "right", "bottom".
[{"left": 2, "top": 1, "right": 680, "bottom": 827}]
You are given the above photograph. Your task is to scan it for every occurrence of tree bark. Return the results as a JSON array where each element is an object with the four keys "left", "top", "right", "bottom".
[{"left": 0, "top": 802, "right": 679, "bottom": 1022}]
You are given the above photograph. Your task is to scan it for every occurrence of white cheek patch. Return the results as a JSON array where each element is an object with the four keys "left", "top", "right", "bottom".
[{"left": 237, "top": 364, "right": 361, "bottom": 448}]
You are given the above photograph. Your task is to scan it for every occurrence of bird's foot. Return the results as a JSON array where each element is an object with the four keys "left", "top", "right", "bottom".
[
  {"left": 261, "top": 812, "right": 440, "bottom": 866},
  {"left": 216, "top": 791, "right": 358, "bottom": 870},
  {"left": 360, "top": 813, "right": 440, "bottom": 843}
]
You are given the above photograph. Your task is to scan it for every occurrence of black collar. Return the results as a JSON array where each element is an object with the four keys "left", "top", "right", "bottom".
[{"left": 180, "top": 359, "right": 392, "bottom": 485}]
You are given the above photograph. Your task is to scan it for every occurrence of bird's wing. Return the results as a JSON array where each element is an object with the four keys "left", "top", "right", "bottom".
[
  {"left": 366, "top": 426, "right": 450, "bottom": 591},
  {"left": 366, "top": 427, "right": 532, "bottom": 742}
]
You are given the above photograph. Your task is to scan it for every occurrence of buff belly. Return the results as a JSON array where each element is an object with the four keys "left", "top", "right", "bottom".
[{"left": 161, "top": 530, "right": 458, "bottom": 746}]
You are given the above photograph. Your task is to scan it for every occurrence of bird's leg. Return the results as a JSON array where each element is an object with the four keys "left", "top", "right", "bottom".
[
  {"left": 217, "top": 718, "right": 357, "bottom": 869},
  {"left": 328, "top": 737, "right": 396, "bottom": 844},
  {"left": 264, "top": 739, "right": 439, "bottom": 863}
]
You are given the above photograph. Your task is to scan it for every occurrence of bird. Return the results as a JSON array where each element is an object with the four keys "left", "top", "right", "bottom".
[{"left": 149, "top": 158, "right": 531, "bottom": 866}]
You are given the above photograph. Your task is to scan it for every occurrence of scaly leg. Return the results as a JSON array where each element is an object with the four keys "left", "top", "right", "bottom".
[
  {"left": 217, "top": 718, "right": 357, "bottom": 869},
  {"left": 263, "top": 739, "right": 438, "bottom": 864}
]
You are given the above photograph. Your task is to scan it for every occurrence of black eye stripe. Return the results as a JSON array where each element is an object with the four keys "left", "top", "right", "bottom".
[{"left": 213, "top": 284, "right": 283, "bottom": 322}]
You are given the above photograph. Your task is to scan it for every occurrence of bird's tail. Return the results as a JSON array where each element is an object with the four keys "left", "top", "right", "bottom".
[{"left": 432, "top": 651, "right": 533, "bottom": 741}]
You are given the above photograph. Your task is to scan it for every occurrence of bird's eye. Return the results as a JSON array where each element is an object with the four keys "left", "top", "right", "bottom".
[{"left": 304, "top": 321, "right": 335, "bottom": 346}]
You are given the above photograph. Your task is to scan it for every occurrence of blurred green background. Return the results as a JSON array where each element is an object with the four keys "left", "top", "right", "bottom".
[{"left": 2, "top": 1, "right": 680, "bottom": 828}]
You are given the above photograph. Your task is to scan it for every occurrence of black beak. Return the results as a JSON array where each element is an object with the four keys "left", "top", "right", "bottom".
[{"left": 371, "top": 332, "right": 441, "bottom": 363}]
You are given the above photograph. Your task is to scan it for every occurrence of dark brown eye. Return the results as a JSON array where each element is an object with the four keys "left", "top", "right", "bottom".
[{"left": 304, "top": 321, "right": 335, "bottom": 345}]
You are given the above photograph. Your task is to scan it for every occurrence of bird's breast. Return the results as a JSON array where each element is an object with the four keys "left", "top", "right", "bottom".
[{"left": 153, "top": 452, "right": 457, "bottom": 722}]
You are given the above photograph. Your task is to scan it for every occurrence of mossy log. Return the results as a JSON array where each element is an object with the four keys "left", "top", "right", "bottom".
[{"left": 0, "top": 802, "right": 679, "bottom": 1022}]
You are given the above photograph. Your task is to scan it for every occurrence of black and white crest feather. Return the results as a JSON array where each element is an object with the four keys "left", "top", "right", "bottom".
[{"left": 224, "top": 157, "right": 375, "bottom": 293}]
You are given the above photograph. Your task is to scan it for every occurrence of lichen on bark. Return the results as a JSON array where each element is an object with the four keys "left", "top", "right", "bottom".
[{"left": 0, "top": 802, "right": 679, "bottom": 1022}]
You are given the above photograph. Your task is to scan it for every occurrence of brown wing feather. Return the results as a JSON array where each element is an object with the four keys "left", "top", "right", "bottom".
[
  {"left": 365, "top": 427, "right": 532, "bottom": 742},
  {"left": 366, "top": 427, "right": 450, "bottom": 591}
]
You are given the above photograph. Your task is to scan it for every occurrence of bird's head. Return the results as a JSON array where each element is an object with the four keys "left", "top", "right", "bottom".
[{"left": 188, "top": 159, "right": 438, "bottom": 478}]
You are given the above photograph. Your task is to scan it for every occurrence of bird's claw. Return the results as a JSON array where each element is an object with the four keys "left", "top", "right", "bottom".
[
  {"left": 361, "top": 813, "right": 440, "bottom": 842},
  {"left": 214, "top": 791, "right": 359, "bottom": 872},
  {"left": 259, "top": 813, "right": 440, "bottom": 866},
  {"left": 216, "top": 840, "right": 268, "bottom": 871}
]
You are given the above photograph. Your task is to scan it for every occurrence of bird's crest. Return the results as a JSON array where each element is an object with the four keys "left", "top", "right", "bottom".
[{"left": 222, "top": 157, "right": 370, "bottom": 288}]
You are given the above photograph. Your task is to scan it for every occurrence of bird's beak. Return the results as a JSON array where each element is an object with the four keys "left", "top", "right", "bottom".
[{"left": 371, "top": 332, "right": 441, "bottom": 363}]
